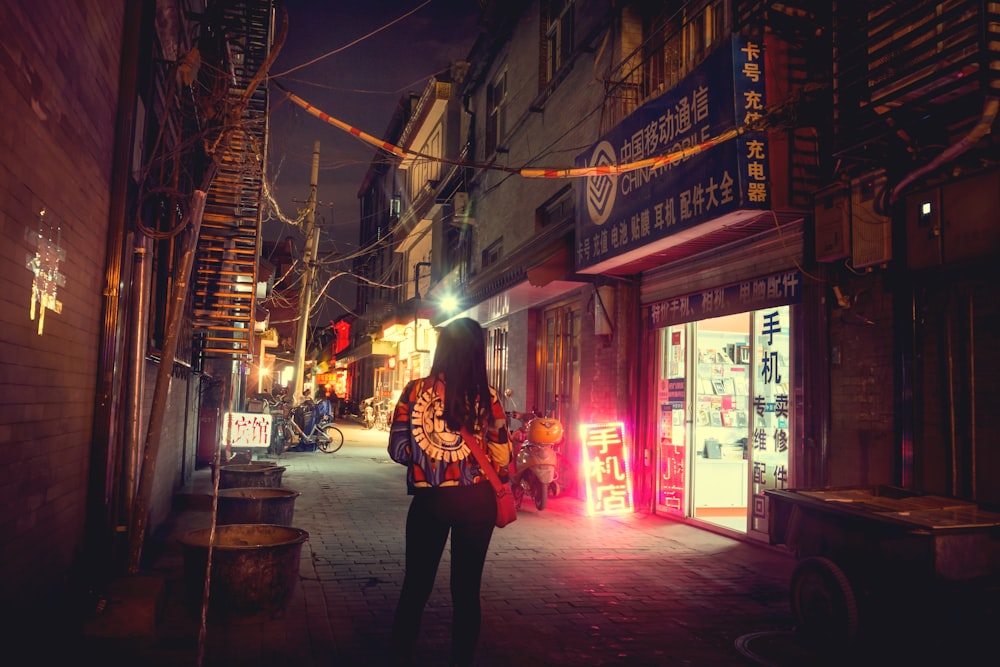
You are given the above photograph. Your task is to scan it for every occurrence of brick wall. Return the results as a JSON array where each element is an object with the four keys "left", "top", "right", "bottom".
[
  {"left": 0, "top": 3, "right": 123, "bottom": 602},
  {"left": 826, "top": 272, "right": 896, "bottom": 486}
]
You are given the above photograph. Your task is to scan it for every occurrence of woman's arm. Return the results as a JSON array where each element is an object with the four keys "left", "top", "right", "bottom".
[
  {"left": 387, "top": 380, "right": 418, "bottom": 464},
  {"left": 485, "top": 387, "right": 513, "bottom": 467}
]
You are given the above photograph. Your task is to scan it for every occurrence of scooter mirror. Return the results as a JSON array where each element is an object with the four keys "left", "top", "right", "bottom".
[{"left": 504, "top": 388, "right": 513, "bottom": 398}]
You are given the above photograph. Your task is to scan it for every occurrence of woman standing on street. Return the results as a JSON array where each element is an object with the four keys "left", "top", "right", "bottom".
[{"left": 387, "top": 317, "right": 513, "bottom": 667}]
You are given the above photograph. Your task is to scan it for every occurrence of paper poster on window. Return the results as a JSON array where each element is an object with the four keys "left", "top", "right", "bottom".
[{"left": 657, "top": 402, "right": 686, "bottom": 516}]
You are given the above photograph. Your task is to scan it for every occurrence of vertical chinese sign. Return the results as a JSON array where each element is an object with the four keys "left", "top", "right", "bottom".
[
  {"left": 581, "top": 422, "right": 634, "bottom": 515},
  {"left": 733, "top": 34, "right": 769, "bottom": 209},
  {"left": 750, "top": 306, "right": 790, "bottom": 532}
]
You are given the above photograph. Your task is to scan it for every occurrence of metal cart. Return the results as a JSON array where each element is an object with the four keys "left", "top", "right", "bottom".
[{"left": 766, "top": 486, "right": 1000, "bottom": 650}]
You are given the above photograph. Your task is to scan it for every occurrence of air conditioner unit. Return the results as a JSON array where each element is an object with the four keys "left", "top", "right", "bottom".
[
  {"left": 813, "top": 182, "right": 850, "bottom": 262},
  {"left": 453, "top": 192, "right": 469, "bottom": 218},
  {"left": 451, "top": 192, "right": 474, "bottom": 225},
  {"left": 850, "top": 170, "right": 892, "bottom": 269}
]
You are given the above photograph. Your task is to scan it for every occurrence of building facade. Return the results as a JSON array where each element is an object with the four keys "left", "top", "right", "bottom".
[
  {"left": 0, "top": 0, "right": 275, "bottom": 626},
  {"left": 350, "top": 0, "right": 1000, "bottom": 540}
]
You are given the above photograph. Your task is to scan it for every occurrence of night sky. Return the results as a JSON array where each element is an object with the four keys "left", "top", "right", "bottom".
[{"left": 265, "top": 1, "right": 482, "bottom": 265}]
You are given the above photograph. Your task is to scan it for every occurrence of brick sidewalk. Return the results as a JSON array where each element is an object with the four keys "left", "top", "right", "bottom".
[{"left": 68, "top": 421, "right": 984, "bottom": 667}]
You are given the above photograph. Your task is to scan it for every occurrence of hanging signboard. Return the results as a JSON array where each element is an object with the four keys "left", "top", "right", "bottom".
[
  {"left": 648, "top": 270, "right": 803, "bottom": 328},
  {"left": 581, "top": 422, "right": 634, "bottom": 515},
  {"left": 223, "top": 412, "right": 272, "bottom": 448},
  {"left": 575, "top": 33, "right": 769, "bottom": 273}
]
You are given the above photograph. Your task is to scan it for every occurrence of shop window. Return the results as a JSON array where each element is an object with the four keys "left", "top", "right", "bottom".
[{"left": 653, "top": 304, "right": 795, "bottom": 537}]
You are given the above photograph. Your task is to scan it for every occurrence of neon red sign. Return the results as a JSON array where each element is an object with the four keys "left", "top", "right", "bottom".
[{"left": 580, "top": 421, "right": 634, "bottom": 515}]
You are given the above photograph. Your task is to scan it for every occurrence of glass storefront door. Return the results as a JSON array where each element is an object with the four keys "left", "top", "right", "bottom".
[
  {"left": 654, "top": 308, "right": 792, "bottom": 535},
  {"left": 692, "top": 314, "right": 751, "bottom": 532},
  {"left": 540, "top": 305, "right": 579, "bottom": 424}
]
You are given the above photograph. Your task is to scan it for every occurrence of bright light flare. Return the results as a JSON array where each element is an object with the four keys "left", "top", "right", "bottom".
[{"left": 439, "top": 293, "right": 460, "bottom": 314}]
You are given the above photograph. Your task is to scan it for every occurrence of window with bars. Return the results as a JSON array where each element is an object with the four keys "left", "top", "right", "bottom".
[
  {"left": 443, "top": 221, "right": 472, "bottom": 284},
  {"left": 543, "top": 0, "right": 575, "bottom": 85},
  {"left": 487, "top": 324, "right": 509, "bottom": 395},
  {"left": 486, "top": 68, "right": 507, "bottom": 155},
  {"left": 537, "top": 185, "right": 574, "bottom": 232},
  {"left": 481, "top": 237, "right": 503, "bottom": 269}
]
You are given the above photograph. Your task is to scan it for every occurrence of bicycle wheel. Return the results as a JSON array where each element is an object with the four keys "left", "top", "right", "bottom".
[
  {"left": 280, "top": 423, "right": 296, "bottom": 453},
  {"left": 318, "top": 424, "right": 344, "bottom": 453}
]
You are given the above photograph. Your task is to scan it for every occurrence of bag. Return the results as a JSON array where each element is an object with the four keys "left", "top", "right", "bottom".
[
  {"left": 494, "top": 484, "right": 518, "bottom": 528},
  {"left": 461, "top": 426, "right": 517, "bottom": 528}
]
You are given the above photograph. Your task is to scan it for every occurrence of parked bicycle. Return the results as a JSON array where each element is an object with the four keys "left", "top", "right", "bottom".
[
  {"left": 280, "top": 402, "right": 344, "bottom": 453},
  {"left": 362, "top": 395, "right": 392, "bottom": 431}
]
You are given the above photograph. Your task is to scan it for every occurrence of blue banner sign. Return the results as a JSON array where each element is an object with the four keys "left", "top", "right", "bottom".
[
  {"left": 647, "top": 271, "right": 803, "bottom": 328},
  {"left": 575, "top": 34, "right": 769, "bottom": 272}
]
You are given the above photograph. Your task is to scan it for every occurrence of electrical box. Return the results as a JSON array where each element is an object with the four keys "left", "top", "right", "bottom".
[
  {"left": 942, "top": 171, "right": 1000, "bottom": 262},
  {"left": 905, "top": 189, "right": 942, "bottom": 269},
  {"left": 905, "top": 169, "right": 1000, "bottom": 268}
]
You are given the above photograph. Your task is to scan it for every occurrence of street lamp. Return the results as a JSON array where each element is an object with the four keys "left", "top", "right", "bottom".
[{"left": 439, "top": 292, "right": 460, "bottom": 314}]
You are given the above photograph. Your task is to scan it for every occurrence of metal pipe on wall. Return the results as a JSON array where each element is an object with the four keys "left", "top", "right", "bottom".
[
  {"left": 967, "top": 294, "right": 976, "bottom": 499},
  {"left": 120, "top": 235, "right": 151, "bottom": 527},
  {"left": 84, "top": 0, "right": 145, "bottom": 576},
  {"left": 945, "top": 310, "right": 957, "bottom": 496}
]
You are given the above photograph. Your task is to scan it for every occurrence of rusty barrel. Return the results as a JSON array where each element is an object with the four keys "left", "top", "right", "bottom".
[
  {"left": 216, "top": 487, "right": 300, "bottom": 526},
  {"left": 178, "top": 524, "right": 308, "bottom": 619},
  {"left": 218, "top": 464, "right": 286, "bottom": 489}
]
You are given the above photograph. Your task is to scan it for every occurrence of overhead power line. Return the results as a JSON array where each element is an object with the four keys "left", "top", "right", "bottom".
[{"left": 272, "top": 81, "right": 763, "bottom": 180}]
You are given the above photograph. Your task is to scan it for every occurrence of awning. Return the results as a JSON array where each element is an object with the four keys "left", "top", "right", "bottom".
[
  {"left": 334, "top": 339, "right": 396, "bottom": 368},
  {"left": 430, "top": 228, "right": 590, "bottom": 326},
  {"left": 526, "top": 244, "right": 571, "bottom": 287}
]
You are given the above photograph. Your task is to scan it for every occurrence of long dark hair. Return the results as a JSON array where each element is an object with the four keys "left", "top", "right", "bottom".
[{"left": 430, "top": 318, "right": 491, "bottom": 433}]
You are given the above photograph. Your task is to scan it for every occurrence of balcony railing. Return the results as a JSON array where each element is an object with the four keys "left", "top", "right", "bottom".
[{"left": 602, "top": 29, "right": 701, "bottom": 134}]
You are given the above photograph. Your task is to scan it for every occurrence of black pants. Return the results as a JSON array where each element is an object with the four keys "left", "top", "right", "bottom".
[{"left": 390, "top": 481, "right": 497, "bottom": 666}]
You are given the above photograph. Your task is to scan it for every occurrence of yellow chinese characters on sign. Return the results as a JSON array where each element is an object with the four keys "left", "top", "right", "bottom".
[{"left": 580, "top": 421, "right": 634, "bottom": 515}]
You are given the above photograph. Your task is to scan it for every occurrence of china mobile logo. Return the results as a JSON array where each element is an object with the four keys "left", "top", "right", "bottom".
[{"left": 585, "top": 141, "right": 617, "bottom": 225}]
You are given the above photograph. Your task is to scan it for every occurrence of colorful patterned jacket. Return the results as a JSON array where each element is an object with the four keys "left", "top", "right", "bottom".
[{"left": 388, "top": 377, "right": 512, "bottom": 494}]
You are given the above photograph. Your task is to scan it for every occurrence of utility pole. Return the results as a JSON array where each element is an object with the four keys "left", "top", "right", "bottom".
[{"left": 291, "top": 140, "right": 320, "bottom": 402}]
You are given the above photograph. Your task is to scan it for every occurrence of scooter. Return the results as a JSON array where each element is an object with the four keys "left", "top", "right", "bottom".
[{"left": 508, "top": 410, "right": 564, "bottom": 511}]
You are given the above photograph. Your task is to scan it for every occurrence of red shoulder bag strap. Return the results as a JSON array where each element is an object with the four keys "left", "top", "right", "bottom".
[{"left": 460, "top": 427, "right": 504, "bottom": 493}]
